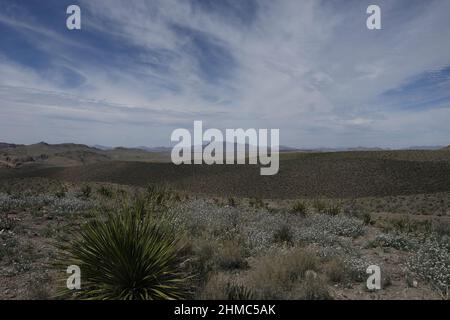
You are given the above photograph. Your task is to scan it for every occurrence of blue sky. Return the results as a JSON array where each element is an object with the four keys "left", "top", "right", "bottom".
[{"left": 0, "top": 0, "right": 449, "bottom": 148}]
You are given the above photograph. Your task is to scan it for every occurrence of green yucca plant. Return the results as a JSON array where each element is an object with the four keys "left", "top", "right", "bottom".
[
  {"left": 58, "top": 200, "right": 191, "bottom": 300},
  {"left": 226, "top": 283, "right": 254, "bottom": 300}
]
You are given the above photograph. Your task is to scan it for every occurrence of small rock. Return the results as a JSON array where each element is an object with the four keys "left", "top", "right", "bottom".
[{"left": 412, "top": 280, "right": 418, "bottom": 288}]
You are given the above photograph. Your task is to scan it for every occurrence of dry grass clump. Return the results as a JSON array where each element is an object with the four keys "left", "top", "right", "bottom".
[
  {"left": 312, "top": 199, "right": 327, "bottom": 213},
  {"left": 199, "top": 273, "right": 254, "bottom": 300},
  {"left": 273, "top": 224, "right": 294, "bottom": 245},
  {"left": 244, "top": 248, "right": 322, "bottom": 299},
  {"left": 97, "top": 185, "right": 113, "bottom": 198},
  {"left": 79, "top": 185, "right": 92, "bottom": 199},
  {"left": 184, "top": 236, "right": 248, "bottom": 293},
  {"left": 290, "top": 272, "right": 332, "bottom": 300},
  {"left": 248, "top": 197, "right": 267, "bottom": 209},
  {"left": 216, "top": 239, "right": 248, "bottom": 270},
  {"left": 199, "top": 273, "right": 232, "bottom": 299},
  {"left": 183, "top": 236, "right": 217, "bottom": 283},
  {"left": 291, "top": 201, "right": 308, "bottom": 215},
  {"left": 324, "top": 258, "right": 348, "bottom": 284}
]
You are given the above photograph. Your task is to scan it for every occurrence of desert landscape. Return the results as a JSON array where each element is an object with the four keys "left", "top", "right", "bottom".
[
  {"left": 1, "top": 0, "right": 450, "bottom": 305},
  {"left": 1, "top": 142, "right": 449, "bottom": 300}
]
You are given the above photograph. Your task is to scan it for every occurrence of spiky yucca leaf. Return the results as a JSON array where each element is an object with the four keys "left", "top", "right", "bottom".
[
  {"left": 226, "top": 283, "right": 255, "bottom": 300},
  {"left": 59, "top": 202, "right": 190, "bottom": 300}
]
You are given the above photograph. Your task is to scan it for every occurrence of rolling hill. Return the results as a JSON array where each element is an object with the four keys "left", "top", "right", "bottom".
[
  {"left": 1, "top": 149, "right": 449, "bottom": 199},
  {"left": 0, "top": 142, "right": 171, "bottom": 168}
]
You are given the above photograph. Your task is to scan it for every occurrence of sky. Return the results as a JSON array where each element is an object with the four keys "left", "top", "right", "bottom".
[{"left": 0, "top": 0, "right": 449, "bottom": 148}]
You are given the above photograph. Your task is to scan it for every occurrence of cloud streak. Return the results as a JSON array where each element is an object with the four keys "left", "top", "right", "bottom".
[{"left": 0, "top": 0, "right": 449, "bottom": 148}]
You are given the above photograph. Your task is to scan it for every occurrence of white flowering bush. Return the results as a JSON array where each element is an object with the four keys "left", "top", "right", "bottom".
[
  {"left": 344, "top": 256, "right": 374, "bottom": 282},
  {"left": 370, "top": 233, "right": 418, "bottom": 251},
  {"left": 407, "top": 236, "right": 450, "bottom": 292},
  {"left": 317, "top": 244, "right": 371, "bottom": 282},
  {"left": 0, "top": 193, "right": 92, "bottom": 214},
  {"left": 302, "top": 214, "right": 365, "bottom": 238},
  {"left": 52, "top": 197, "right": 92, "bottom": 213},
  {"left": 171, "top": 199, "right": 286, "bottom": 253},
  {"left": 0, "top": 193, "right": 26, "bottom": 211}
]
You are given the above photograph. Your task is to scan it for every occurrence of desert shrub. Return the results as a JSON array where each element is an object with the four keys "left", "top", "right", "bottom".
[
  {"left": 26, "top": 274, "right": 53, "bottom": 299},
  {"left": 273, "top": 224, "right": 293, "bottom": 245},
  {"left": 58, "top": 201, "right": 191, "bottom": 300},
  {"left": 41, "top": 225, "right": 57, "bottom": 238},
  {"left": 172, "top": 200, "right": 245, "bottom": 242},
  {"left": 53, "top": 197, "right": 92, "bottom": 214},
  {"left": 146, "top": 185, "right": 177, "bottom": 203},
  {"left": 0, "top": 214, "right": 16, "bottom": 231},
  {"left": 302, "top": 214, "right": 365, "bottom": 238},
  {"left": 199, "top": 273, "right": 254, "bottom": 300},
  {"left": 0, "top": 233, "right": 18, "bottom": 261},
  {"left": 249, "top": 197, "right": 266, "bottom": 209},
  {"left": 216, "top": 240, "right": 248, "bottom": 270},
  {"left": 80, "top": 185, "right": 92, "bottom": 199},
  {"left": 227, "top": 197, "right": 237, "bottom": 207},
  {"left": 382, "top": 273, "right": 392, "bottom": 288},
  {"left": 293, "top": 272, "right": 332, "bottom": 300},
  {"left": 182, "top": 236, "right": 218, "bottom": 287},
  {"left": 369, "top": 233, "right": 417, "bottom": 251},
  {"left": 312, "top": 199, "right": 326, "bottom": 213},
  {"left": 430, "top": 220, "right": 450, "bottom": 237},
  {"left": 407, "top": 236, "right": 450, "bottom": 293},
  {"left": 0, "top": 193, "right": 25, "bottom": 212},
  {"left": 342, "top": 256, "right": 370, "bottom": 282},
  {"left": 246, "top": 248, "right": 319, "bottom": 299},
  {"left": 324, "top": 258, "right": 348, "bottom": 284},
  {"left": 361, "top": 212, "right": 372, "bottom": 225},
  {"left": 0, "top": 193, "right": 90, "bottom": 214},
  {"left": 324, "top": 203, "right": 341, "bottom": 216},
  {"left": 199, "top": 273, "right": 228, "bottom": 299},
  {"left": 55, "top": 189, "right": 66, "bottom": 199},
  {"left": 291, "top": 201, "right": 308, "bottom": 215},
  {"left": 383, "top": 217, "right": 433, "bottom": 234},
  {"left": 97, "top": 186, "right": 113, "bottom": 198},
  {"left": 146, "top": 185, "right": 180, "bottom": 212}
]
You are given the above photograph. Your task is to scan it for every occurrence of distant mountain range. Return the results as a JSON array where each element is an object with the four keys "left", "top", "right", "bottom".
[
  {"left": 1, "top": 141, "right": 449, "bottom": 168},
  {"left": 91, "top": 144, "right": 173, "bottom": 152},
  {"left": 0, "top": 142, "right": 171, "bottom": 168},
  {"left": 1, "top": 141, "right": 448, "bottom": 153}
]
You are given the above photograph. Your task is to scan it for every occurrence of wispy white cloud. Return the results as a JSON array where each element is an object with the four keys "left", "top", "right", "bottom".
[{"left": 0, "top": 0, "right": 449, "bottom": 147}]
